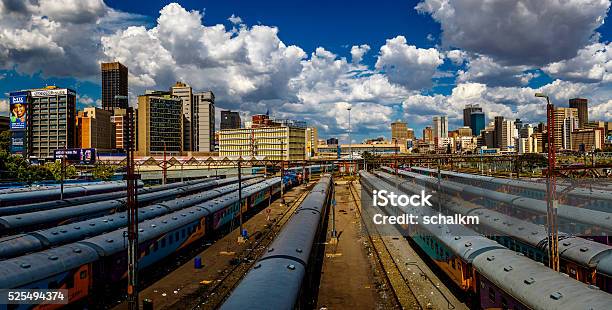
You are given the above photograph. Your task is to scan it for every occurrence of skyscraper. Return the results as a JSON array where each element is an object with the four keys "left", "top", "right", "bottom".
[
  {"left": 193, "top": 91, "right": 215, "bottom": 152},
  {"left": 171, "top": 82, "right": 193, "bottom": 152},
  {"left": 29, "top": 87, "right": 77, "bottom": 159},
  {"left": 221, "top": 110, "right": 241, "bottom": 130},
  {"left": 553, "top": 107, "right": 578, "bottom": 150},
  {"left": 101, "top": 62, "right": 128, "bottom": 111},
  {"left": 137, "top": 91, "right": 183, "bottom": 156},
  {"left": 463, "top": 104, "right": 482, "bottom": 127},
  {"left": 469, "top": 112, "right": 485, "bottom": 136},
  {"left": 391, "top": 120, "right": 408, "bottom": 142},
  {"left": 433, "top": 116, "right": 448, "bottom": 141},
  {"left": 494, "top": 116, "right": 504, "bottom": 149},
  {"left": 569, "top": 98, "right": 588, "bottom": 128},
  {"left": 423, "top": 126, "right": 433, "bottom": 142},
  {"left": 76, "top": 107, "right": 114, "bottom": 150}
]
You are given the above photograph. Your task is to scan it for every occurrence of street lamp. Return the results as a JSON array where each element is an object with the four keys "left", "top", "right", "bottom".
[{"left": 347, "top": 106, "right": 352, "bottom": 175}]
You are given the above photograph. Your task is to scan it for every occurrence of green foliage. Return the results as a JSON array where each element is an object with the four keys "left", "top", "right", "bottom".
[
  {"left": 45, "top": 161, "right": 78, "bottom": 181},
  {"left": 0, "top": 150, "right": 54, "bottom": 182},
  {"left": 0, "top": 131, "right": 10, "bottom": 152},
  {"left": 518, "top": 153, "right": 547, "bottom": 171},
  {"left": 92, "top": 164, "right": 116, "bottom": 181}
]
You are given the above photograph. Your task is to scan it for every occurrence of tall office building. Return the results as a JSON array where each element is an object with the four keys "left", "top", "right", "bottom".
[
  {"left": 171, "top": 82, "right": 194, "bottom": 152},
  {"left": 572, "top": 128, "right": 604, "bottom": 152},
  {"left": 494, "top": 116, "right": 504, "bottom": 148},
  {"left": 305, "top": 127, "right": 318, "bottom": 158},
  {"left": 470, "top": 112, "right": 485, "bottom": 136},
  {"left": 137, "top": 91, "right": 183, "bottom": 156},
  {"left": 101, "top": 62, "right": 128, "bottom": 111},
  {"left": 391, "top": 120, "right": 408, "bottom": 141},
  {"left": 520, "top": 124, "right": 534, "bottom": 139},
  {"left": 463, "top": 104, "right": 482, "bottom": 127},
  {"left": 193, "top": 91, "right": 215, "bottom": 152},
  {"left": 406, "top": 128, "right": 415, "bottom": 140},
  {"left": 562, "top": 117, "right": 579, "bottom": 150},
  {"left": 423, "top": 126, "right": 433, "bottom": 142},
  {"left": 76, "top": 107, "right": 115, "bottom": 150},
  {"left": 553, "top": 107, "right": 578, "bottom": 150},
  {"left": 569, "top": 98, "right": 588, "bottom": 128},
  {"left": 501, "top": 119, "right": 515, "bottom": 151},
  {"left": 515, "top": 118, "right": 523, "bottom": 131},
  {"left": 111, "top": 108, "right": 128, "bottom": 151},
  {"left": 221, "top": 110, "right": 241, "bottom": 130},
  {"left": 432, "top": 116, "right": 448, "bottom": 142},
  {"left": 28, "top": 87, "right": 77, "bottom": 159}
]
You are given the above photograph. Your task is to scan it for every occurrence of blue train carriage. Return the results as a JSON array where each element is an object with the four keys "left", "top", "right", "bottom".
[{"left": 0, "top": 245, "right": 98, "bottom": 310}]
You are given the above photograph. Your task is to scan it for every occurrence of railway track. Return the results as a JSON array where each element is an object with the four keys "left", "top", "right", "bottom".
[
  {"left": 347, "top": 180, "right": 423, "bottom": 310},
  {"left": 187, "top": 180, "right": 316, "bottom": 309}
]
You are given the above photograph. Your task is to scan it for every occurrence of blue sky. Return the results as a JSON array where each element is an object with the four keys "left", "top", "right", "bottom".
[{"left": 1, "top": 0, "right": 611, "bottom": 142}]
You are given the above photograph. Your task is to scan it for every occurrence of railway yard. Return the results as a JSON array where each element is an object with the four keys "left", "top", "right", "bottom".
[{"left": 0, "top": 163, "right": 611, "bottom": 309}]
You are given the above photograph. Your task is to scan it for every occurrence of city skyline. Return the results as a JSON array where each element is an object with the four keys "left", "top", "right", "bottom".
[{"left": 0, "top": 0, "right": 611, "bottom": 143}]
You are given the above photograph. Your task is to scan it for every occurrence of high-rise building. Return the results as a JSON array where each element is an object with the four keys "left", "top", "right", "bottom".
[
  {"left": 569, "top": 98, "right": 588, "bottom": 128},
  {"left": 391, "top": 120, "right": 408, "bottom": 142},
  {"left": 28, "top": 87, "right": 77, "bottom": 159},
  {"left": 463, "top": 104, "right": 482, "bottom": 127},
  {"left": 494, "top": 116, "right": 504, "bottom": 148},
  {"left": 305, "top": 127, "right": 318, "bottom": 158},
  {"left": 423, "top": 126, "right": 433, "bottom": 142},
  {"left": 221, "top": 110, "right": 241, "bottom": 130},
  {"left": 433, "top": 116, "right": 448, "bottom": 143},
  {"left": 562, "top": 117, "right": 579, "bottom": 150},
  {"left": 101, "top": 62, "right": 128, "bottom": 111},
  {"left": 572, "top": 128, "right": 604, "bottom": 152},
  {"left": 326, "top": 137, "right": 339, "bottom": 145},
  {"left": 219, "top": 126, "right": 306, "bottom": 160},
  {"left": 553, "top": 107, "right": 578, "bottom": 150},
  {"left": 111, "top": 108, "right": 128, "bottom": 151},
  {"left": 171, "top": 82, "right": 194, "bottom": 152},
  {"left": 520, "top": 124, "right": 534, "bottom": 139},
  {"left": 136, "top": 91, "right": 183, "bottom": 156},
  {"left": 193, "top": 91, "right": 215, "bottom": 152},
  {"left": 457, "top": 126, "right": 472, "bottom": 137},
  {"left": 76, "top": 107, "right": 115, "bottom": 150},
  {"left": 515, "top": 118, "right": 523, "bottom": 131},
  {"left": 406, "top": 128, "right": 415, "bottom": 140},
  {"left": 501, "top": 119, "right": 515, "bottom": 151},
  {"left": 469, "top": 111, "right": 485, "bottom": 136}
]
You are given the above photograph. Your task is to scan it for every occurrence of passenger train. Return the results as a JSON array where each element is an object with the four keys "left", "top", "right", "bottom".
[
  {"left": 0, "top": 178, "right": 262, "bottom": 260},
  {"left": 410, "top": 166, "right": 612, "bottom": 212},
  {"left": 222, "top": 175, "right": 333, "bottom": 309},
  {"left": 374, "top": 170, "right": 612, "bottom": 293},
  {"left": 360, "top": 171, "right": 612, "bottom": 309},
  {"left": 0, "top": 177, "right": 284, "bottom": 309}
]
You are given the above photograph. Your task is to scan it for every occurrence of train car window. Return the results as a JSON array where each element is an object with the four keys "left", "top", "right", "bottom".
[
  {"left": 451, "top": 259, "right": 456, "bottom": 269},
  {"left": 154, "top": 241, "right": 159, "bottom": 252},
  {"left": 175, "top": 231, "right": 180, "bottom": 240},
  {"left": 169, "top": 234, "right": 174, "bottom": 244},
  {"left": 80, "top": 270, "right": 87, "bottom": 279},
  {"left": 161, "top": 238, "right": 166, "bottom": 248},
  {"left": 488, "top": 287, "right": 496, "bottom": 303},
  {"left": 182, "top": 229, "right": 186, "bottom": 238},
  {"left": 145, "top": 246, "right": 150, "bottom": 256}
]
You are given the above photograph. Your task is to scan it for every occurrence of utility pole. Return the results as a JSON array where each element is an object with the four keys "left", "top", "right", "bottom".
[
  {"left": 347, "top": 106, "right": 352, "bottom": 175},
  {"left": 162, "top": 142, "right": 167, "bottom": 185},
  {"left": 536, "top": 93, "right": 560, "bottom": 272},
  {"left": 60, "top": 142, "right": 66, "bottom": 200},
  {"left": 126, "top": 107, "right": 140, "bottom": 309},
  {"left": 237, "top": 158, "right": 243, "bottom": 242}
]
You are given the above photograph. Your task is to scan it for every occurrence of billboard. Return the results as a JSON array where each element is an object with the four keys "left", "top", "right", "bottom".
[
  {"left": 30, "top": 88, "right": 75, "bottom": 97},
  {"left": 10, "top": 131, "right": 25, "bottom": 155},
  {"left": 9, "top": 95, "right": 27, "bottom": 130},
  {"left": 54, "top": 148, "right": 96, "bottom": 164}
]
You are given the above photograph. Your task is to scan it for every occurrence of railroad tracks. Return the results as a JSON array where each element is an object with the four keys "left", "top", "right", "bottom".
[
  {"left": 347, "top": 181, "right": 423, "bottom": 310},
  {"left": 188, "top": 181, "right": 316, "bottom": 309}
]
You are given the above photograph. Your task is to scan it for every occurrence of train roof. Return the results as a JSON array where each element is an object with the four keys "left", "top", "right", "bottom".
[
  {"left": 0, "top": 244, "right": 99, "bottom": 289},
  {"left": 474, "top": 248, "right": 612, "bottom": 310}
]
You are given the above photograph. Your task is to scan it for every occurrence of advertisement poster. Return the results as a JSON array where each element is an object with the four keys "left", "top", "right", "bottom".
[
  {"left": 53, "top": 148, "right": 96, "bottom": 165},
  {"left": 9, "top": 95, "right": 27, "bottom": 130}
]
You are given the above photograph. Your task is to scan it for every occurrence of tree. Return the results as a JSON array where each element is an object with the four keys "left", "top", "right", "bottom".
[
  {"left": 45, "top": 161, "right": 78, "bottom": 181},
  {"left": 92, "top": 164, "right": 116, "bottom": 181},
  {"left": 0, "top": 131, "right": 10, "bottom": 152}
]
